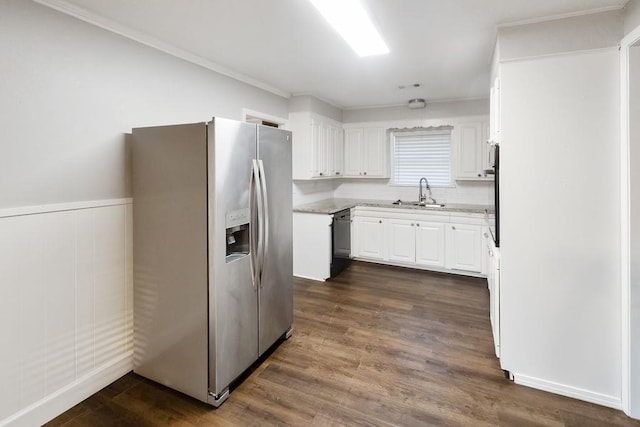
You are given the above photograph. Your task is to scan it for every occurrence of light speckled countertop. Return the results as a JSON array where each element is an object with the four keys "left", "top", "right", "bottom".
[{"left": 293, "top": 198, "right": 492, "bottom": 215}]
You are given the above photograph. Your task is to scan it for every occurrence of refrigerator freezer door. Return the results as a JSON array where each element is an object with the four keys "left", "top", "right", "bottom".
[
  {"left": 208, "top": 118, "right": 259, "bottom": 396},
  {"left": 257, "top": 125, "right": 293, "bottom": 355}
]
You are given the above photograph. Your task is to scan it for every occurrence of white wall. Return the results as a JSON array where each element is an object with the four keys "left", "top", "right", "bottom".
[
  {"left": 498, "top": 9, "right": 622, "bottom": 61},
  {"left": 500, "top": 49, "right": 621, "bottom": 406},
  {"left": 334, "top": 179, "right": 491, "bottom": 205},
  {"left": 293, "top": 180, "right": 338, "bottom": 205},
  {"left": 289, "top": 95, "right": 343, "bottom": 123},
  {"left": 0, "top": 1, "right": 290, "bottom": 424},
  {"left": 0, "top": 0, "right": 289, "bottom": 209}
]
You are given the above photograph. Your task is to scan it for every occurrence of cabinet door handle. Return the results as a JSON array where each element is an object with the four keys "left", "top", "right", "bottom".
[
  {"left": 336, "top": 172, "right": 340, "bottom": 175},
  {"left": 363, "top": 172, "right": 367, "bottom": 176},
  {"left": 416, "top": 223, "right": 420, "bottom": 227},
  {"left": 319, "top": 172, "right": 323, "bottom": 176},
  {"left": 379, "top": 220, "right": 382, "bottom": 224},
  {"left": 411, "top": 223, "right": 414, "bottom": 226},
  {"left": 452, "top": 226, "right": 456, "bottom": 230}
]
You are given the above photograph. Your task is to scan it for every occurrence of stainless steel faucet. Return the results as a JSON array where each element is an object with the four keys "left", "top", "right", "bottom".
[{"left": 418, "top": 177, "right": 436, "bottom": 205}]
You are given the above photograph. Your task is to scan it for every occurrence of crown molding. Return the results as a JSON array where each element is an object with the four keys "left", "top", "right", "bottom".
[
  {"left": 497, "top": 5, "right": 623, "bottom": 28},
  {"left": 33, "top": 0, "right": 291, "bottom": 99}
]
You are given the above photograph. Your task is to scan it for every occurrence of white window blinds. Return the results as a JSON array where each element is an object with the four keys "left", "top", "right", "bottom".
[{"left": 392, "top": 129, "right": 453, "bottom": 186}]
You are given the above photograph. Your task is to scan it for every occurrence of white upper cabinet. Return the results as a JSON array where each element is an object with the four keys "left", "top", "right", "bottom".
[
  {"left": 290, "top": 112, "right": 344, "bottom": 180},
  {"left": 455, "top": 118, "right": 493, "bottom": 181},
  {"left": 343, "top": 127, "right": 388, "bottom": 178}
]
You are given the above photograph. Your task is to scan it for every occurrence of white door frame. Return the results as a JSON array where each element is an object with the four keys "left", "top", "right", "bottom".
[
  {"left": 241, "top": 108, "right": 289, "bottom": 129},
  {"left": 621, "top": 24, "right": 640, "bottom": 420}
]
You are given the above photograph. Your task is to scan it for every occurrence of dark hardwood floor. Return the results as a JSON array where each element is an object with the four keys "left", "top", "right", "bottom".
[{"left": 46, "top": 261, "right": 639, "bottom": 426}]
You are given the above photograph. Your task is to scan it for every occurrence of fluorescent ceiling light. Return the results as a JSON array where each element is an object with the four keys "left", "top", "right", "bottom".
[{"left": 309, "top": 0, "right": 389, "bottom": 57}]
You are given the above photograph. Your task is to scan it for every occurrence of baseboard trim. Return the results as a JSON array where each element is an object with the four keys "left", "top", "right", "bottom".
[
  {"left": 0, "top": 352, "right": 133, "bottom": 427},
  {"left": 293, "top": 273, "right": 327, "bottom": 282},
  {"left": 513, "top": 373, "right": 622, "bottom": 410},
  {"left": 352, "top": 257, "right": 487, "bottom": 278}
]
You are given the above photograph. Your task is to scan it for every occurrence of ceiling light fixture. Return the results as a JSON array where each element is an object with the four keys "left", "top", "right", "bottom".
[
  {"left": 408, "top": 98, "right": 426, "bottom": 109},
  {"left": 308, "top": 0, "right": 389, "bottom": 57}
]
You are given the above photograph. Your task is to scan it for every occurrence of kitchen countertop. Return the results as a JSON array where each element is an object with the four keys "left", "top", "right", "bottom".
[{"left": 293, "top": 198, "right": 492, "bottom": 215}]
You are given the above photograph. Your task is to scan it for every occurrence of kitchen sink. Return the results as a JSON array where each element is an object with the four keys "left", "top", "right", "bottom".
[
  {"left": 391, "top": 200, "right": 445, "bottom": 208},
  {"left": 409, "top": 202, "right": 446, "bottom": 208}
]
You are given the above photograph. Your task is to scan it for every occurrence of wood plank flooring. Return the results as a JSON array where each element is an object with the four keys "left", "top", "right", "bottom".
[{"left": 46, "top": 261, "right": 640, "bottom": 426}]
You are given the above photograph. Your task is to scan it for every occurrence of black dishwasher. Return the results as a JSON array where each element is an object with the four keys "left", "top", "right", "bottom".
[{"left": 331, "top": 209, "right": 351, "bottom": 278}]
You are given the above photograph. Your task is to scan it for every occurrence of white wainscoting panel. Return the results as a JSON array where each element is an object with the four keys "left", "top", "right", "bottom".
[{"left": 0, "top": 200, "right": 132, "bottom": 426}]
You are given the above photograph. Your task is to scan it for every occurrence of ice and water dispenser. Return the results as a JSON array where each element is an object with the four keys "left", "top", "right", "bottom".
[{"left": 225, "top": 208, "right": 250, "bottom": 263}]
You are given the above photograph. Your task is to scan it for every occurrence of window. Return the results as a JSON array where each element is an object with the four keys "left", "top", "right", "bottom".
[{"left": 391, "top": 128, "right": 453, "bottom": 186}]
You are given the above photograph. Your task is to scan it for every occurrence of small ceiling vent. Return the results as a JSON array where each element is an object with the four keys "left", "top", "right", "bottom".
[{"left": 407, "top": 98, "right": 426, "bottom": 109}]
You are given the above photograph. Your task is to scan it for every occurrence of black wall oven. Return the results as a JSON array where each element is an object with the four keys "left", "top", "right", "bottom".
[{"left": 486, "top": 144, "right": 500, "bottom": 247}]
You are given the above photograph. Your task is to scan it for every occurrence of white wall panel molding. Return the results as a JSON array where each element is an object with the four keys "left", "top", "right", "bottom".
[
  {"left": 514, "top": 374, "right": 623, "bottom": 410},
  {"left": 0, "top": 198, "right": 132, "bottom": 219},
  {"left": 0, "top": 352, "right": 132, "bottom": 427},
  {"left": 0, "top": 201, "right": 133, "bottom": 425}
]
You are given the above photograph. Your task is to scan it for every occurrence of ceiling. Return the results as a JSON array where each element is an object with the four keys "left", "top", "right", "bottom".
[{"left": 38, "top": 0, "right": 626, "bottom": 109}]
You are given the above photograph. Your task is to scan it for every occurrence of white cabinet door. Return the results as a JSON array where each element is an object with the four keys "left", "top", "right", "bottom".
[
  {"left": 355, "top": 217, "right": 385, "bottom": 260},
  {"left": 290, "top": 112, "right": 343, "bottom": 180},
  {"left": 457, "top": 122, "right": 483, "bottom": 179},
  {"left": 344, "top": 128, "right": 363, "bottom": 177},
  {"left": 456, "top": 120, "right": 492, "bottom": 181},
  {"left": 363, "top": 128, "right": 386, "bottom": 177},
  {"left": 387, "top": 219, "right": 415, "bottom": 263},
  {"left": 333, "top": 126, "right": 344, "bottom": 177},
  {"left": 343, "top": 127, "right": 387, "bottom": 177},
  {"left": 415, "top": 222, "right": 445, "bottom": 267},
  {"left": 446, "top": 223, "right": 482, "bottom": 272},
  {"left": 311, "top": 118, "right": 328, "bottom": 178}
]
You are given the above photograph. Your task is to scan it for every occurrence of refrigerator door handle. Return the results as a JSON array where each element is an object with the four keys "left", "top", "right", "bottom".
[
  {"left": 258, "top": 160, "right": 269, "bottom": 287},
  {"left": 251, "top": 159, "right": 262, "bottom": 289}
]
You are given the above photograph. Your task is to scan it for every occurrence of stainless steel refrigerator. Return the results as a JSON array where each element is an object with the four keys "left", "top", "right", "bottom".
[{"left": 131, "top": 117, "right": 293, "bottom": 407}]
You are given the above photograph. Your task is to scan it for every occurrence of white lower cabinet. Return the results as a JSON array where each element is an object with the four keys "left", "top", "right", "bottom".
[
  {"left": 293, "top": 212, "right": 333, "bottom": 281},
  {"left": 415, "top": 222, "right": 446, "bottom": 268},
  {"left": 352, "top": 207, "right": 484, "bottom": 277},
  {"left": 386, "top": 219, "right": 446, "bottom": 267},
  {"left": 387, "top": 219, "right": 415, "bottom": 263},
  {"left": 354, "top": 216, "right": 385, "bottom": 260},
  {"left": 487, "top": 239, "right": 501, "bottom": 357},
  {"left": 446, "top": 223, "right": 483, "bottom": 273}
]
